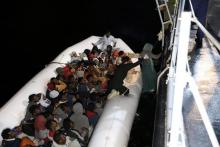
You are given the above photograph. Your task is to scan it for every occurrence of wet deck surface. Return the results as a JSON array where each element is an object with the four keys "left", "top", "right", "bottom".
[{"left": 183, "top": 41, "right": 220, "bottom": 146}]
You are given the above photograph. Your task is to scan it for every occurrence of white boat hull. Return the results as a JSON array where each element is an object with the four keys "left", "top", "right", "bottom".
[{"left": 0, "top": 36, "right": 142, "bottom": 147}]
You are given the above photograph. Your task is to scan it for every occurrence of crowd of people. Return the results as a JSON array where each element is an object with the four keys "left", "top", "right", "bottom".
[{"left": 1, "top": 32, "right": 159, "bottom": 147}]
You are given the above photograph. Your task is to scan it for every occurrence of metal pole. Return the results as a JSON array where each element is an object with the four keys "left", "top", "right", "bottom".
[
  {"left": 157, "top": 66, "right": 169, "bottom": 95},
  {"left": 168, "top": 12, "right": 191, "bottom": 147},
  {"left": 192, "top": 19, "right": 220, "bottom": 52}
]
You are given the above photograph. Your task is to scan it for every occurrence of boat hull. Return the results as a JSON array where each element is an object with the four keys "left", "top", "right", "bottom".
[{"left": 0, "top": 36, "right": 142, "bottom": 147}]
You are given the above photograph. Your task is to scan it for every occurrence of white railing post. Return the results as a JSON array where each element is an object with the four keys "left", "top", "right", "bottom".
[
  {"left": 164, "top": 0, "right": 220, "bottom": 146},
  {"left": 168, "top": 12, "right": 191, "bottom": 147}
]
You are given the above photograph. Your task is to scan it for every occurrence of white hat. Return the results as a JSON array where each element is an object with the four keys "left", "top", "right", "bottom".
[
  {"left": 38, "top": 98, "right": 51, "bottom": 107},
  {"left": 80, "top": 53, "right": 88, "bottom": 61},
  {"left": 49, "top": 90, "right": 59, "bottom": 98},
  {"left": 90, "top": 88, "right": 96, "bottom": 93},
  {"left": 83, "top": 56, "right": 88, "bottom": 61}
]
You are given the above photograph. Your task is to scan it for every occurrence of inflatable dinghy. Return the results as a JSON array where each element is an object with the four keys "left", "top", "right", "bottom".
[{"left": 0, "top": 36, "right": 142, "bottom": 147}]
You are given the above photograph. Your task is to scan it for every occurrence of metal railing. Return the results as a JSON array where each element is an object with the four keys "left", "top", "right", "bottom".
[
  {"left": 164, "top": 0, "right": 220, "bottom": 146},
  {"left": 155, "top": 0, "right": 173, "bottom": 49}
]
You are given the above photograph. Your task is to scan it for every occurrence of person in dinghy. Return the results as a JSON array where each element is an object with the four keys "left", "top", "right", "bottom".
[{"left": 107, "top": 56, "right": 143, "bottom": 99}]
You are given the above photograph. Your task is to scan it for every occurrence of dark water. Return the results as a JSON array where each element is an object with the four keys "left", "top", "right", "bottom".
[
  {"left": 128, "top": 93, "right": 156, "bottom": 147},
  {"left": 0, "top": 0, "right": 160, "bottom": 105}
]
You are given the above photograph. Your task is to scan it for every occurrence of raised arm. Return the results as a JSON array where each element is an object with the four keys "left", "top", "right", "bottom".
[{"left": 126, "top": 58, "right": 142, "bottom": 70}]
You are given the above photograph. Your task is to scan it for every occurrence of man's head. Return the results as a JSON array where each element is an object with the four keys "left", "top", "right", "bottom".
[
  {"left": 107, "top": 45, "right": 112, "bottom": 50},
  {"left": 142, "top": 43, "right": 153, "bottom": 54},
  {"left": 118, "top": 51, "right": 125, "bottom": 57},
  {"left": 51, "top": 77, "right": 59, "bottom": 84},
  {"left": 29, "top": 105, "right": 41, "bottom": 116},
  {"left": 53, "top": 131, "right": 66, "bottom": 145},
  {"left": 121, "top": 56, "right": 130, "bottom": 64},
  {"left": 46, "top": 119, "right": 59, "bottom": 131},
  {"left": 1, "top": 128, "right": 16, "bottom": 139},
  {"left": 28, "top": 94, "right": 40, "bottom": 103},
  {"left": 63, "top": 118, "right": 74, "bottom": 130},
  {"left": 106, "top": 32, "right": 111, "bottom": 38}
]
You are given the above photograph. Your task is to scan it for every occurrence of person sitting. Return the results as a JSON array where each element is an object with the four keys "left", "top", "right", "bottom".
[
  {"left": 23, "top": 94, "right": 41, "bottom": 122},
  {"left": 92, "top": 32, "right": 117, "bottom": 51},
  {"left": 53, "top": 103, "right": 69, "bottom": 126},
  {"left": 27, "top": 94, "right": 41, "bottom": 109},
  {"left": 70, "top": 103, "right": 89, "bottom": 135},
  {"left": 52, "top": 130, "right": 81, "bottom": 147},
  {"left": 46, "top": 119, "right": 60, "bottom": 139},
  {"left": 34, "top": 115, "right": 48, "bottom": 144},
  {"left": 47, "top": 77, "right": 67, "bottom": 93},
  {"left": 77, "top": 78, "right": 89, "bottom": 107},
  {"left": 106, "top": 45, "right": 113, "bottom": 60},
  {"left": 107, "top": 56, "right": 142, "bottom": 99},
  {"left": 23, "top": 104, "right": 42, "bottom": 123},
  {"left": 86, "top": 102, "right": 99, "bottom": 127},
  {"left": 116, "top": 50, "right": 125, "bottom": 65},
  {"left": 1, "top": 128, "right": 20, "bottom": 147},
  {"left": 62, "top": 118, "right": 86, "bottom": 146},
  {"left": 70, "top": 51, "right": 81, "bottom": 64}
]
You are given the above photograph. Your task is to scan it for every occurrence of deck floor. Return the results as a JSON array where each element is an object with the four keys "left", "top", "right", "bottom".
[{"left": 183, "top": 40, "right": 220, "bottom": 146}]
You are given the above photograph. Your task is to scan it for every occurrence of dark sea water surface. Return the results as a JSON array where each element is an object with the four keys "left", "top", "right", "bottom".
[
  {"left": 128, "top": 93, "right": 156, "bottom": 147},
  {"left": 1, "top": 0, "right": 160, "bottom": 106}
]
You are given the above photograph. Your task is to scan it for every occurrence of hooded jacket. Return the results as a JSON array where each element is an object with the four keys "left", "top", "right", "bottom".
[{"left": 70, "top": 103, "right": 89, "bottom": 132}]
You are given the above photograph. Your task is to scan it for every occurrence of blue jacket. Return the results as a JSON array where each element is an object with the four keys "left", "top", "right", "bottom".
[{"left": 2, "top": 138, "right": 20, "bottom": 147}]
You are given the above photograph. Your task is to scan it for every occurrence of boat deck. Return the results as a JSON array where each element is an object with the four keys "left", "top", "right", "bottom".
[{"left": 183, "top": 40, "right": 220, "bottom": 146}]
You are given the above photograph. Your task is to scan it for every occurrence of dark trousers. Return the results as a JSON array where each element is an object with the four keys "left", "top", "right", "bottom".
[{"left": 117, "top": 86, "right": 129, "bottom": 96}]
